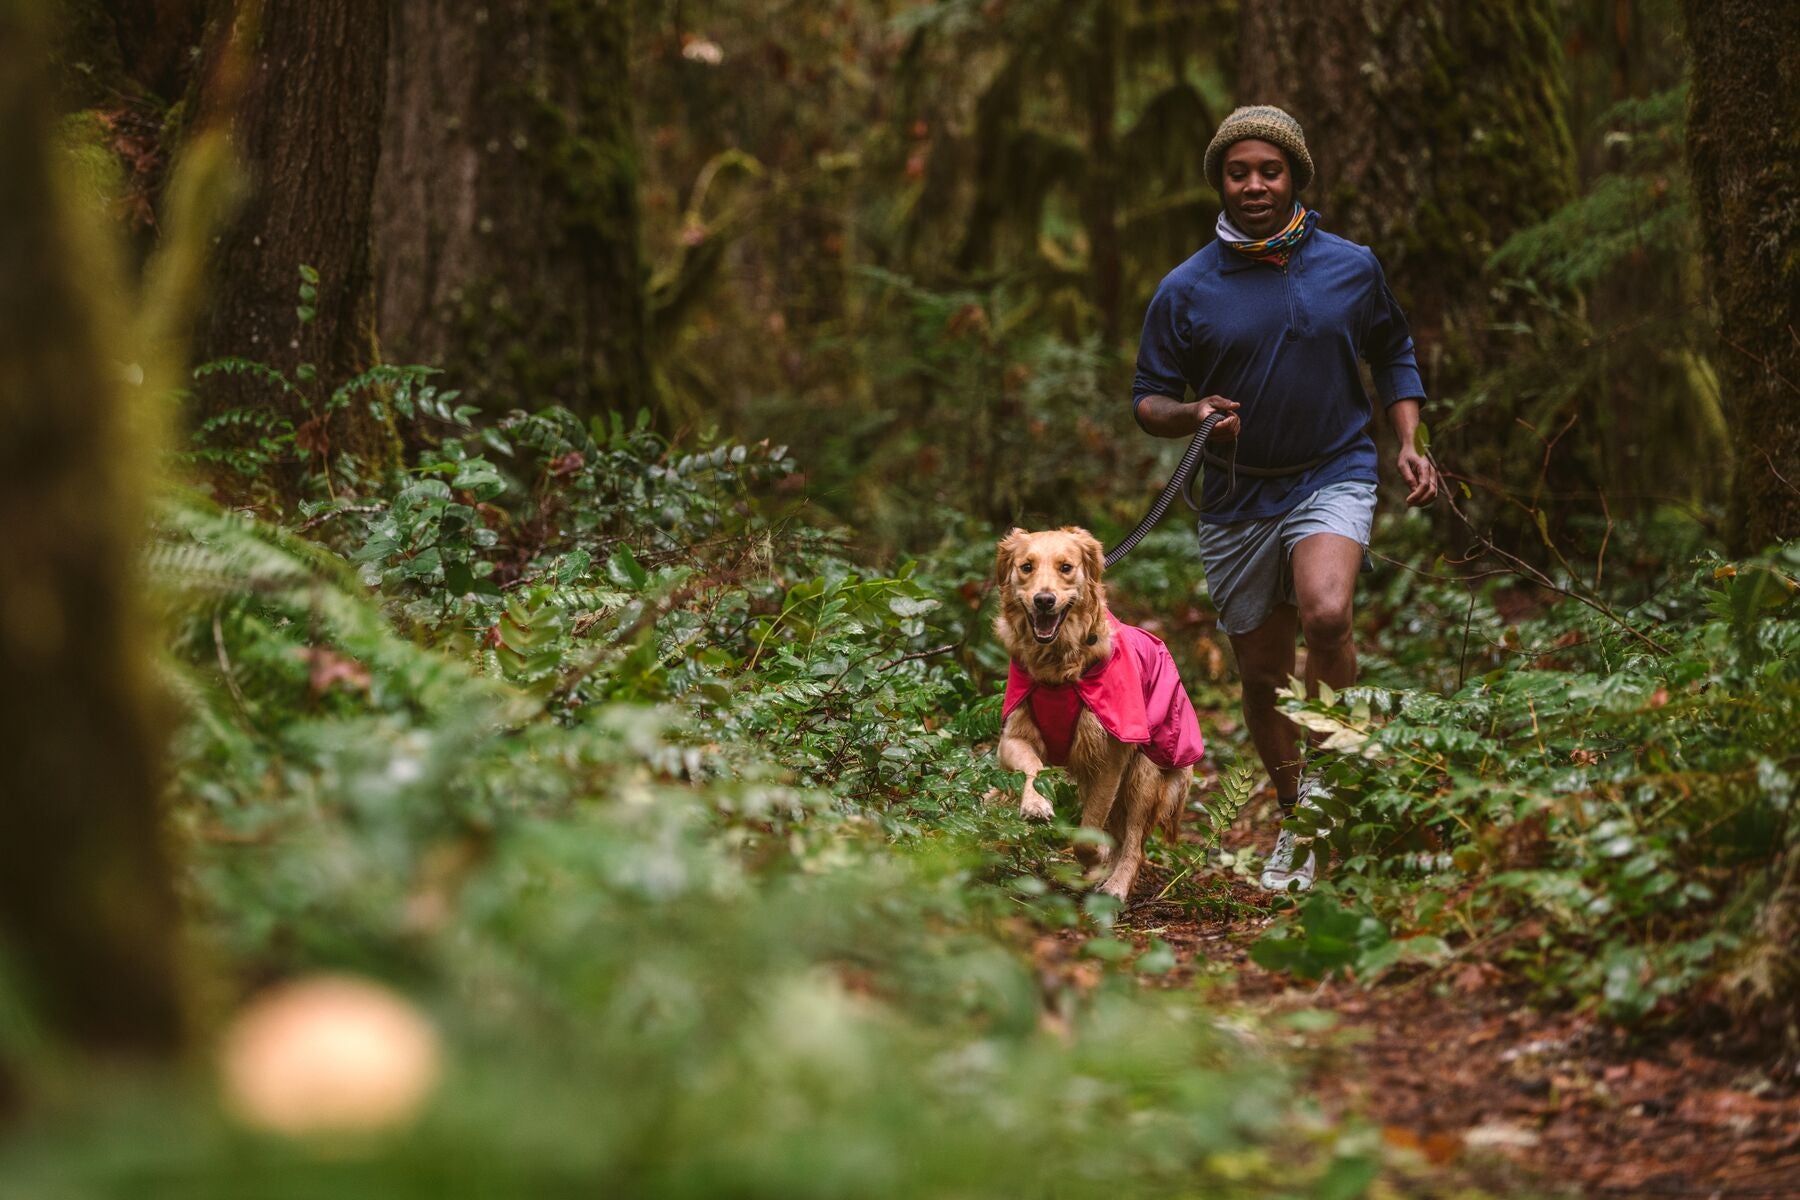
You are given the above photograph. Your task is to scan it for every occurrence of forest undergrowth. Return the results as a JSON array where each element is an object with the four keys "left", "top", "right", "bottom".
[{"left": 3, "top": 375, "right": 1795, "bottom": 1198}]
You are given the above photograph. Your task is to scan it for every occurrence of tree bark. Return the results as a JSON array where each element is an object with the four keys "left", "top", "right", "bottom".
[
  {"left": 190, "top": 0, "right": 393, "bottom": 460},
  {"left": 1238, "top": 1, "right": 1575, "bottom": 390},
  {"left": 374, "top": 0, "right": 650, "bottom": 417},
  {"left": 0, "top": 1, "right": 185, "bottom": 1058},
  {"left": 1683, "top": 0, "right": 1800, "bottom": 551}
]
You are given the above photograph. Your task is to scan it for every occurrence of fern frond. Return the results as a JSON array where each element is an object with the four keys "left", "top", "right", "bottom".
[{"left": 193, "top": 356, "right": 300, "bottom": 394}]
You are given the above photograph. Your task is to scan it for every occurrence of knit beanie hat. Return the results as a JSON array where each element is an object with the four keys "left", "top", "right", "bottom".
[{"left": 1204, "top": 105, "right": 1314, "bottom": 192}]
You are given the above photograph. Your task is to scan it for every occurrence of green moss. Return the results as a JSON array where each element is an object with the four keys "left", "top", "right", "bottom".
[{"left": 55, "top": 109, "right": 125, "bottom": 215}]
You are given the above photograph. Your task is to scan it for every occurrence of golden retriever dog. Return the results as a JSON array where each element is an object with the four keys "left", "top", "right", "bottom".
[{"left": 993, "top": 527, "right": 1204, "bottom": 901}]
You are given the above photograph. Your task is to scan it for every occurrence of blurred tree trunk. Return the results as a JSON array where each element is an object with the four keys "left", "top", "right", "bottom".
[
  {"left": 110, "top": 1, "right": 207, "bottom": 100},
  {"left": 1238, "top": 1, "right": 1575, "bottom": 390},
  {"left": 190, "top": 0, "right": 395, "bottom": 462},
  {"left": 0, "top": 1, "right": 185, "bottom": 1060},
  {"left": 52, "top": 0, "right": 207, "bottom": 105},
  {"left": 374, "top": 0, "right": 650, "bottom": 417},
  {"left": 1683, "top": 0, "right": 1800, "bottom": 551},
  {"left": 1078, "top": 0, "right": 1122, "bottom": 344},
  {"left": 48, "top": 0, "right": 133, "bottom": 106}
]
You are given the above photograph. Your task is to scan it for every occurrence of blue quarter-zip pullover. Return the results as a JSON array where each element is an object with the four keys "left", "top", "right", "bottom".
[{"left": 1131, "top": 229, "right": 1425, "bottom": 523}]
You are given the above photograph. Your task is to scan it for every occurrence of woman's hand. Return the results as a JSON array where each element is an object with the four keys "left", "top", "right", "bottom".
[
  {"left": 1386, "top": 398, "right": 1437, "bottom": 506},
  {"left": 1195, "top": 394, "right": 1241, "bottom": 442},
  {"left": 1396, "top": 443, "right": 1438, "bottom": 506}
]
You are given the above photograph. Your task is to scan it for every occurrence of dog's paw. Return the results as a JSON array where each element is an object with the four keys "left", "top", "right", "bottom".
[
  {"left": 1095, "top": 876, "right": 1132, "bottom": 903},
  {"left": 1020, "top": 794, "right": 1054, "bottom": 823}
]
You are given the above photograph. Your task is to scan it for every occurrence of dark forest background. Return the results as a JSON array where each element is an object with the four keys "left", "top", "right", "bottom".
[
  {"left": 42, "top": 0, "right": 1795, "bottom": 545},
  {"left": 2, "top": 1, "right": 1798, "bottom": 1195}
]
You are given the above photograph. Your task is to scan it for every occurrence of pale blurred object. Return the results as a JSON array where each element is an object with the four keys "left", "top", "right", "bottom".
[
  {"left": 219, "top": 975, "right": 442, "bottom": 1136},
  {"left": 680, "top": 35, "right": 724, "bottom": 65}
]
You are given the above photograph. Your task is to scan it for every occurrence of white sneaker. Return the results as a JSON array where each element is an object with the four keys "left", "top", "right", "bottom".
[{"left": 1258, "top": 828, "right": 1317, "bottom": 893}]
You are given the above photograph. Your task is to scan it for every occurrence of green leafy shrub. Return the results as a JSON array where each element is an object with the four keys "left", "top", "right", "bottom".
[
  {"left": 2, "top": 394, "right": 1381, "bottom": 1197},
  {"left": 1263, "top": 540, "right": 1800, "bottom": 1020}
]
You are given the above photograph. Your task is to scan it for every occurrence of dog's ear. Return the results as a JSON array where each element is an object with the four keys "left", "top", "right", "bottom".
[{"left": 994, "top": 528, "right": 1027, "bottom": 586}]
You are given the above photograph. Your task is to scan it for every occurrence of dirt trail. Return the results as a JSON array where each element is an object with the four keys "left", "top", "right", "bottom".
[{"left": 1036, "top": 792, "right": 1800, "bottom": 1198}]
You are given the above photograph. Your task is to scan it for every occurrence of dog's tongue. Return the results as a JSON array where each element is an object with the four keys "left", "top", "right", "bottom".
[{"left": 1032, "top": 609, "right": 1060, "bottom": 638}]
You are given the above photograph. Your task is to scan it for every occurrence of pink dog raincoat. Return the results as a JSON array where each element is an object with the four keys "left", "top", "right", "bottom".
[{"left": 1002, "top": 613, "right": 1205, "bottom": 769}]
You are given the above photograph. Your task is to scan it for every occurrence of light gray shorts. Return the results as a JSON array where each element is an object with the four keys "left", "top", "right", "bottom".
[{"left": 1195, "top": 481, "right": 1378, "bottom": 636}]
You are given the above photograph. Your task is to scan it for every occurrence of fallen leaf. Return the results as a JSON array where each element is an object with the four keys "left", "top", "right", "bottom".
[{"left": 1382, "top": 1126, "right": 1462, "bottom": 1165}]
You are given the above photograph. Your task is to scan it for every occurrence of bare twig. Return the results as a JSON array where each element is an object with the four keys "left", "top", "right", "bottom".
[
  {"left": 1593, "top": 489, "right": 1615, "bottom": 592},
  {"left": 545, "top": 581, "right": 705, "bottom": 705},
  {"left": 296, "top": 503, "right": 383, "bottom": 533},
  {"left": 212, "top": 610, "right": 255, "bottom": 725},
  {"left": 1515, "top": 409, "right": 1580, "bottom": 511},
  {"left": 1760, "top": 449, "right": 1800, "bottom": 498},
  {"left": 1457, "top": 589, "right": 1476, "bottom": 691},
  {"left": 1435, "top": 455, "right": 1671, "bottom": 656},
  {"left": 1367, "top": 548, "right": 1509, "bottom": 586},
  {"left": 1723, "top": 335, "right": 1800, "bottom": 397},
  {"left": 879, "top": 643, "right": 957, "bottom": 672}
]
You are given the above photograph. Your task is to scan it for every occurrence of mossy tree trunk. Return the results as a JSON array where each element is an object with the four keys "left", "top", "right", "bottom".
[
  {"left": 1683, "top": 0, "right": 1800, "bottom": 551},
  {"left": 1238, "top": 1, "right": 1575, "bottom": 391},
  {"left": 374, "top": 0, "right": 650, "bottom": 416},
  {"left": 0, "top": 1, "right": 185, "bottom": 1060},
  {"left": 190, "top": 0, "right": 393, "bottom": 461}
]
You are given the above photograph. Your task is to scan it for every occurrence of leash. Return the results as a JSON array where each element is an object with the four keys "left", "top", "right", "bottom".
[
  {"left": 1101, "top": 415, "right": 1340, "bottom": 569},
  {"left": 1103, "top": 413, "right": 1225, "bottom": 569}
]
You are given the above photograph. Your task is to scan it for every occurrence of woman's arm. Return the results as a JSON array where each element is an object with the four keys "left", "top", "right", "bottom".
[
  {"left": 1131, "top": 281, "right": 1241, "bottom": 442},
  {"left": 1361, "top": 249, "right": 1436, "bottom": 507}
]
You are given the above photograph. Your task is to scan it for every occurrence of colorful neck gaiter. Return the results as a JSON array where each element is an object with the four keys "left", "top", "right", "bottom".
[{"left": 1216, "top": 204, "right": 1318, "bottom": 268}]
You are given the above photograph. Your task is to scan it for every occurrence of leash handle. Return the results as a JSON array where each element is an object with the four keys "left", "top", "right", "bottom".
[{"left": 1103, "top": 411, "right": 1222, "bottom": 569}]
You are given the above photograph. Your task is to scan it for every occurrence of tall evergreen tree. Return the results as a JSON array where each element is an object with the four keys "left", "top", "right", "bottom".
[
  {"left": 374, "top": 0, "right": 650, "bottom": 416},
  {"left": 1683, "top": 0, "right": 1800, "bottom": 550}
]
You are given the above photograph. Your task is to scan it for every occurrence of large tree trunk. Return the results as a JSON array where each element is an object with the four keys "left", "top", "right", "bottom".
[
  {"left": 374, "top": 0, "right": 650, "bottom": 417},
  {"left": 1238, "top": 1, "right": 1575, "bottom": 391},
  {"left": 191, "top": 0, "right": 393, "bottom": 462},
  {"left": 1684, "top": 0, "right": 1800, "bottom": 551},
  {"left": 0, "top": 1, "right": 185, "bottom": 1059}
]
